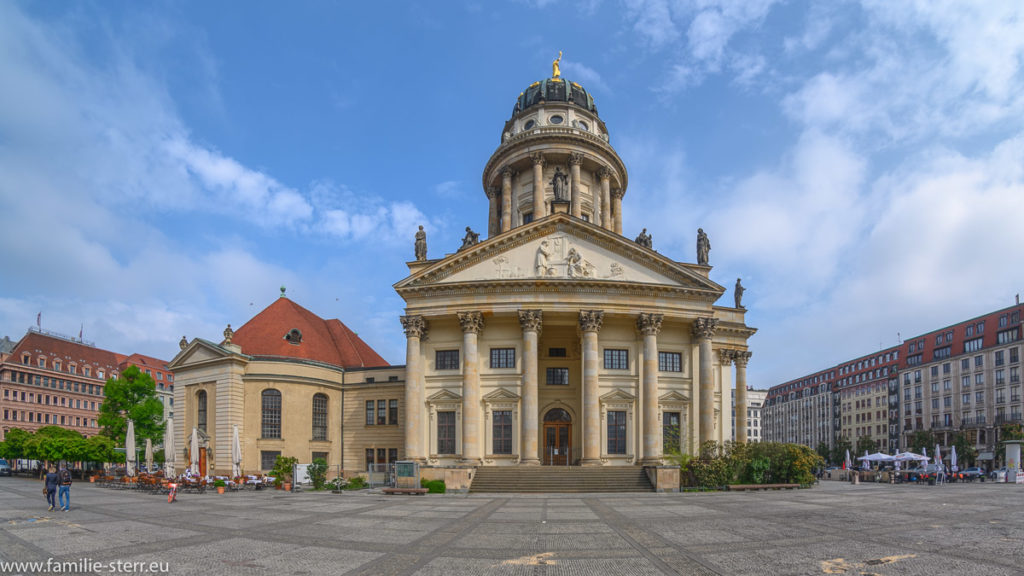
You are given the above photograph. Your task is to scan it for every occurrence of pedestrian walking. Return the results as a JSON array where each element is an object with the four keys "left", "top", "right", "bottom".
[
  {"left": 58, "top": 465, "right": 73, "bottom": 511},
  {"left": 43, "top": 466, "right": 58, "bottom": 511}
]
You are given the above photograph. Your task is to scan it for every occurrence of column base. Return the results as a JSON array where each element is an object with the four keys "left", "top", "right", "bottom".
[
  {"left": 580, "top": 458, "right": 604, "bottom": 467},
  {"left": 640, "top": 458, "right": 664, "bottom": 466},
  {"left": 519, "top": 458, "right": 541, "bottom": 466}
]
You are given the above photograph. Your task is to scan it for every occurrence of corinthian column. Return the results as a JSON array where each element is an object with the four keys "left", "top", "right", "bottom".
[
  {"left": 486, "top": 186, "right": 499, "bottom": 237},
  {"left": 638, "top": 313, "right": 663, "bottom": 464},
  {"left": 718, "top": 349, "right": 734, "bottom": 443},
  {"left": 693, "top": 318, "right": 718, "bottom": 446},
  {"left": 400, "top": 315, "right": 428, "bottom": 462},
  {"left": 501, "top": 166, "right": 515, "bottom": 233},
  {"left": 579, "top": 310, "right": 604, "bottom": 465},
  {"left": 569, "top": 153, "right": 584, "bottom": 219},
  {"left": 519, "top": 310, "right": 543, "bottom": 465},
  {"left": 734, "top": 351, "right": 752, "bottom": 443},
  {"left": 611, "top": 188, "right": 624, "bottom": 234},
  {"left": 458, "top": 311, "right": 484, "bottom": 463},
  {"left": 598, "top": 167, "right": 613, "bottom": 231},
  {"left": 531, "top": 153, "right": 546, "bottom": 220}
]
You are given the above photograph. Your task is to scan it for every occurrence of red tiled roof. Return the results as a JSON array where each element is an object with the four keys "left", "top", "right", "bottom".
[
  {"left": 120, "top": 353, "right": 170, "bottom": 371},
  {"left": 231, "top": 298, "right": 389, "bottom": 369},
  {"left": 9, "top": 331, "right": 123, "bottom": 374}
]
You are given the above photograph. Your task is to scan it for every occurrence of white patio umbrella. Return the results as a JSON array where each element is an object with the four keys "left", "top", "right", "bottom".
[
  {"left": 951, "top": 446, "right": 959, "bottom": 472},
  {"left": 922, "top": 446, "right": 928, "bottom": 459},
  {"left": 934, "top": 443, "right": 942, "bottom": 467},
  {"left": 190, "top": 428, "right": 200, "bottom": 475},
  {"left": 164, "top": 416, "right": 176, "bottom": 475},
  {"left": 125, "top": 420, "right": 136, "bottom": 477},
  {"left": 844, "top": 449, "right": 852, "bottom": 470},
  {"left": 231, "top": 424, "right": 242, "bottom": 478},
  {"left": 144, "top": 438, "right": 153, "bottom": 474}
]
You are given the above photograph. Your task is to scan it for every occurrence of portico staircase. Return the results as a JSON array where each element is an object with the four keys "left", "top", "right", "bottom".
[{"left": 469, "top": 465, "right": 654, "bottom": 493}]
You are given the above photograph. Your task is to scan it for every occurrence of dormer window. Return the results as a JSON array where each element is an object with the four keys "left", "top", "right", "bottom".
[{"left": 284, "top": 328, "right": 303, "bottom": 345}]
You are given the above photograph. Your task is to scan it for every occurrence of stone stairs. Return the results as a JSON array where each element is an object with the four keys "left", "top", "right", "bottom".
[{"left": 469, "top": 465, "right": 654, "bottom": 493}]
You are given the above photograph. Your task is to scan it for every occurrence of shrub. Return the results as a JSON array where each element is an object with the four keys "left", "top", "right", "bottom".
[
  {"left": 308, "top": 458, "right": 328, "bottom": 490},
  {"left": 681, "top": 441, "right": 823, "bottom": 488},
  {"left": 420, "top": 478, "right": 445, "bottom": 494},
  {"left": 344, "top": 476, "right": 367, "bottom": 490},
  {"left": 213, "top": 479, "right": 226, "bottom": 488}
]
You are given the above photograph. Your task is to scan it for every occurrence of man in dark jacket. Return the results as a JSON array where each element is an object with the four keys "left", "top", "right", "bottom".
[
  {"left": 58, "top": 465, "right": 73, "bottom": 511},
  {"left": 43, "top": 466, "right": 58, "bottom": 511}
]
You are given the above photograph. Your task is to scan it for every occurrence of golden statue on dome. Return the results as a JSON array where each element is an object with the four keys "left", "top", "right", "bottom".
[{"left": 552, "top": 51, "right": 562, "bottom": 79}]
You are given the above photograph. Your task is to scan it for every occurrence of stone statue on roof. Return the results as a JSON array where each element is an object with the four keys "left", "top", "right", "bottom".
[
  {"left": 735, "top": 278, "right": 746, "bottom": 309},
  {"left": 414, "top": 225, "right": 427, "bottom": 261},
  {"left": 459, "top": 226, "right": 480, "bottom": 251},
  {"left": 697, "top": 228, "right": 710, "bottom": 265},
  {"left": 634, "top": 228, "right": 652, "bottom": 249}
]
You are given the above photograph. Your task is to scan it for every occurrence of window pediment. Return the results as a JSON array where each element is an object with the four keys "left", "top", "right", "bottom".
[
  {"left": 483, "top": 387, "right": 520, "bottom": 402},
  {"left": 427, "top": 388, "right": 462, "bottom": 403}
]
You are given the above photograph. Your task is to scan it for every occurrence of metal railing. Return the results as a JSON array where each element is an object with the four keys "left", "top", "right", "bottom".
[{"left": 366, "top": 462, "right": 396, "bottom": 488}]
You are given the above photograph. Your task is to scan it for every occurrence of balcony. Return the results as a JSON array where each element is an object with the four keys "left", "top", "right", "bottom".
[{"left": 994, "top": 414, "right": 1023, "bottom": 425}]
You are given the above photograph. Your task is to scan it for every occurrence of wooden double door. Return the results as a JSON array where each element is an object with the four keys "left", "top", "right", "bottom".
[{"left": 543, "top": 408, "right": 572, "bottom": 465}]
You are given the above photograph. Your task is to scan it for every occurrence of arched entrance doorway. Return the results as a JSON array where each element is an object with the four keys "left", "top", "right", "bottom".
[{"left": 543, "top": 408, "right": 572, "bottom": 466}]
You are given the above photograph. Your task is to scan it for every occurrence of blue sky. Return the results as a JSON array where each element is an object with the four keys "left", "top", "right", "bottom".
[{"left": 2, "top": 1, "right": 1023, "bottom": 389}]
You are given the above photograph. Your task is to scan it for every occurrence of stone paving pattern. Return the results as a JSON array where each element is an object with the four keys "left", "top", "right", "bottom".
[{"left": 1, "top": 478, "right": 1022, "bottom": 575}]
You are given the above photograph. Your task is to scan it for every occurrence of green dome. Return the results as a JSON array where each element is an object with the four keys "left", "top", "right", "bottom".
[{"left": 513, "top": 78, "right": 597, "bottom": 117}]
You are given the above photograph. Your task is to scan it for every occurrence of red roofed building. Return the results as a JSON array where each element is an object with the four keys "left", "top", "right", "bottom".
[{"left": 169, "top": 291, "right": 403, "bottom": 477}]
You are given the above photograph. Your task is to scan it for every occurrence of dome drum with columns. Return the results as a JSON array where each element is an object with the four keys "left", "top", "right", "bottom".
[{"left": 398, "top": 60, "right": 755, "bottom": 472}]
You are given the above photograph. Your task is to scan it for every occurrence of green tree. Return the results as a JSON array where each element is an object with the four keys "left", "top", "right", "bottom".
[
  {"left": 907, "top": 429, "right": 936, "bottom": 455},
  {"left": 26, "top": 426, "right": 87, "bottom": 466},
  {"left": 996, "top": 422, "right": 1024, "bottom": 466},
  {"left": 830, "top": 436, "right": 852, "bottom": 466},
  {"left": 98, "top": 365, "right": 165, "bottom": 447},
  {"left": 855, "top": 435, "right": 876, "bottom": 457},
  {"left": 84, "top": 435, "right": 117, "bottom": 465},
  {"left": 815, "top": 442, "right": 830, "bottom": 465},
  {"left": 0, "top": 428, "right": 31, "bottom": 469},
  {"left": 952, "top": 432, "right": 978, "bottom": 468}
]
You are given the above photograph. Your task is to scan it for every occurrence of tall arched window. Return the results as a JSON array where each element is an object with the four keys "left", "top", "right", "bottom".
[
  {"left": 196, "top": 391, "right": 207, "bottom": 433},
  {"left": 312, "top": 394, "right": 328, "bottom": 441},
  {"left": 262, "top": 389, "right": 281, "bottom": 438}
]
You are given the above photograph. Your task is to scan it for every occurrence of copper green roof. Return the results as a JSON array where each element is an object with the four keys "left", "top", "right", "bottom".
[{"left": 513, "top": 78, "right": 597, "bottom": 116}]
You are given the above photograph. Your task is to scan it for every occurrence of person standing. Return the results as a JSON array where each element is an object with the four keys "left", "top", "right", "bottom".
[
  {"left": 43, "top": 466, "right": 58, "bottom": 511},
  {"left": 58, "top": 465, "right": 72, "bottom": 511}
]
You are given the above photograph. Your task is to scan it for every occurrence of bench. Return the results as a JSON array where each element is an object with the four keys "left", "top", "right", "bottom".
[
  {"left": 382, "top": 487, "right": 428, "bottom": 495},
  {"left": 726, "top": 484, "right": 800, "bottom": 491}
]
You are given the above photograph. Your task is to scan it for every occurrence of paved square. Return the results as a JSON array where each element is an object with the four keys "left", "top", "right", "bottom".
[{"left": 1, "top": 477, "right": 1022, "bottom": 575}]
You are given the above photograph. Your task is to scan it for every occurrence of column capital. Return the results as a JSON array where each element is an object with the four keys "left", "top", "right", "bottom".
[
  {"left": 518, "top": 309, "right": 543, "bottom": 334},
  {"left": 579, "top": 310, "right": 604, "bottom": 332},
  {"left": 400, "top": 315, "right": 428, "bottom": 339},
  {"left": 611, "top": 187, "right": 625, "bottom": 200},
  {"left": 692, "top": 317, "right": 718, "bottom": 341},
  {"left": 500, "top": 165, "right": 517, "bottom": 178},
  {"left": 531, "top": 152, "right": 546, "bottom": 166},
  {"left": 597, "top": 166, "right": 613, "bottom": 181},
  {"left": 734, "top": 350, "right": 752, "bottom": 367},
  {"left": 636, "top": 313, "right": 663, "bottom": 336},
  {"left": 486, "top": 186, "right": 500, "bottom": 199},
  {"left": 457, "top": 311, "right": 485, "bottom": 334},
  {"left": 568, "top": 152, "right": 585, "bottom": 166},
  {"left": 717, "top": 349, "right": 734, "bottom": 366}
]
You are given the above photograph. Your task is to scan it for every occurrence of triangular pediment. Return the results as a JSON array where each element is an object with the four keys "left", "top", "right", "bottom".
[
  {"left": 483, "top": 387, "right": 520, "bottom": 401},
  {"left": 427, "top": 388, "right": 462, "bottom": 402},
  {"left": 168, "top": 338, "right": 243, "bottom": 370},
  {"left": 395, "top": 215, "right": 723, "bottom": 296},
  {"left": 600, "top": 388, "right": 636, "bottom": 402},
  {"left": 659, "top": 390, "right": 690, "bottom": 403}
]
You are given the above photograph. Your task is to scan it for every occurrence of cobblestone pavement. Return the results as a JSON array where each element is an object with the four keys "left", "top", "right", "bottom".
[{"left": 2, "top": 477, "right": 1022, "bottom": 575}]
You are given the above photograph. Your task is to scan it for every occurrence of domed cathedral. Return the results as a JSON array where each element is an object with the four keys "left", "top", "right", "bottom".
[{"left": 395, "top": 58, "right": 756, "bottom": 478}]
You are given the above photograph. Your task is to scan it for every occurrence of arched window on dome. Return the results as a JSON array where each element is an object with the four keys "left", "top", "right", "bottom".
[
  {"left": 262, "top": 389, "right": 281, "bottom": 438},
  {"left": 312, "top": 393, "right": 328, "bottom": 441},
  {"left": 196, "top": 390, "right": 207, "bottom": 433}
]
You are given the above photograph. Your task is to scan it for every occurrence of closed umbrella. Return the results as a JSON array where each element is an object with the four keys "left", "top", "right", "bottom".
[
  {"left": 190, "top": 428, "right": 199, "bottom": 476},
  {"left": 844, "top": 449, "right": 852, "bottom": 470},
  {"left": 922, "top": 446, "right": 928, "bottom": 459},
  {"left": 145, "top": 438, "right": 153, "bottom": 474},
  {"left": 125, "top": 420, "right": 136, "bottom": 477},
  {"left": 934, "top": 443, "right": 942, "bottom": 467},
  {"left": 951, "top": 446, "right": 958, "bottom": 473},
  {"left": 164, "top": 416, "right": 176, "bottom": 475},
  {"left": 231, "top": 424, "right": 242, "bottom": 478}
]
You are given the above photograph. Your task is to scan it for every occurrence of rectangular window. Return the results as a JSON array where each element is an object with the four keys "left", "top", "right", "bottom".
[
  {"left": 438, "top": 411, "right": 456, "bottom": 454},
  {"left": 492, "top": 410, "right": 513, "bottom": 454},
  {"left": 943, "top": 379, "right": 951, "bottom": 391},
  {"left": 311, "top": 451, "right": 329, "bottom": 464},
  {"left": 546, "top": 367, "right": 569, "bottom": 385},
  {"left": 996, "top": 350, "right": 1006, "bottom": 366},
  {"left": 388, "top": 448, "right": 398, "bottom": 464},
  {"left": 604, "top": 349, "right": 628, "bottom": 370},
  {"left": 522, "top": 212, "right": 533, "bottom": 224},
  {"left": 377, "top": 448, "right": 386, "bottom": 465},
  {"left": 365, "top": 401, "right": 374, "bottom": 426},
  {"left": 1011, "top": 347, "right": 1020, "bottom": 363},
  {"left": 435, "top": 350, "right": 460, "bottom": 370},
  {"left": 975, "top": 391, "right": 984, "bottom": 403},
  {"left": 658, "top": 352, "right": 682, "bottom": 372},
  {"left": 663, "top": 411, "right": 681, "bottom": 453},
  {"left": 962, "top": 375, "right": 971, "bottom": 388},
  {"left": 607, "top": 410, "right": 627, "bottom": 455},
  {"left": 365, "top": 448, "right": 375, "bottom": 467},
  {"left": 389, "top": 399, "right": 398, "bottom": 425},
  {"left": 944, "top": 396, "right": 952, "bottom": 408},
  {"left": 548, "top": 347, "right": 567, "bottom": 357},
  {"left": 961, "top": 358, "right": 970, "bottom": 371},
  {"left": 975, "top": 355, "right": 984, "bottom": 367},
  {"left": 377, "top": 400, "right": 387, "bottom": 425},
  {"left": 976, "top": 374, "right": 984, "bottom": 386},
  {"left": 490, "top": 348, "right": 515, "bottom": 369},
  {"left": 261, "top": 451, "right": 281, "bottom": 471}
]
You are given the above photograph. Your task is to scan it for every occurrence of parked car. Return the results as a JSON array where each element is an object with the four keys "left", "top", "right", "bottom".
[
  {"left": 990, "top": 467, "right": 1008, "bottom": 481},
  {"left": 0, "top": 458, "right": 11, "bottom": 477},
  {"left": 962, "top": 467, "right": 985, "bottom": 481}
]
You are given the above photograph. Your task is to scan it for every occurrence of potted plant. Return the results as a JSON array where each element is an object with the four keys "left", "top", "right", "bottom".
[
  {"left": 271, "top": 455, "right": 298, "bottom": 492},
  {"left": 213, "top": 479, "right": 227, "bottom": 494}
]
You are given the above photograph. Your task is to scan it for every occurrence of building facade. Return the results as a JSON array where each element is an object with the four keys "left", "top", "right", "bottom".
[
  {"left": 0, "top": 328, "right": 169, "bottom": 441},
  {"left": 733, "top": 388, "right": 767, "bottom": 442},
  {"left": 395, "top": 69, "right": 755, "bottom": 469},
  {"left": 763, "top": 368, "right": 834, "bottom": 449}
]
